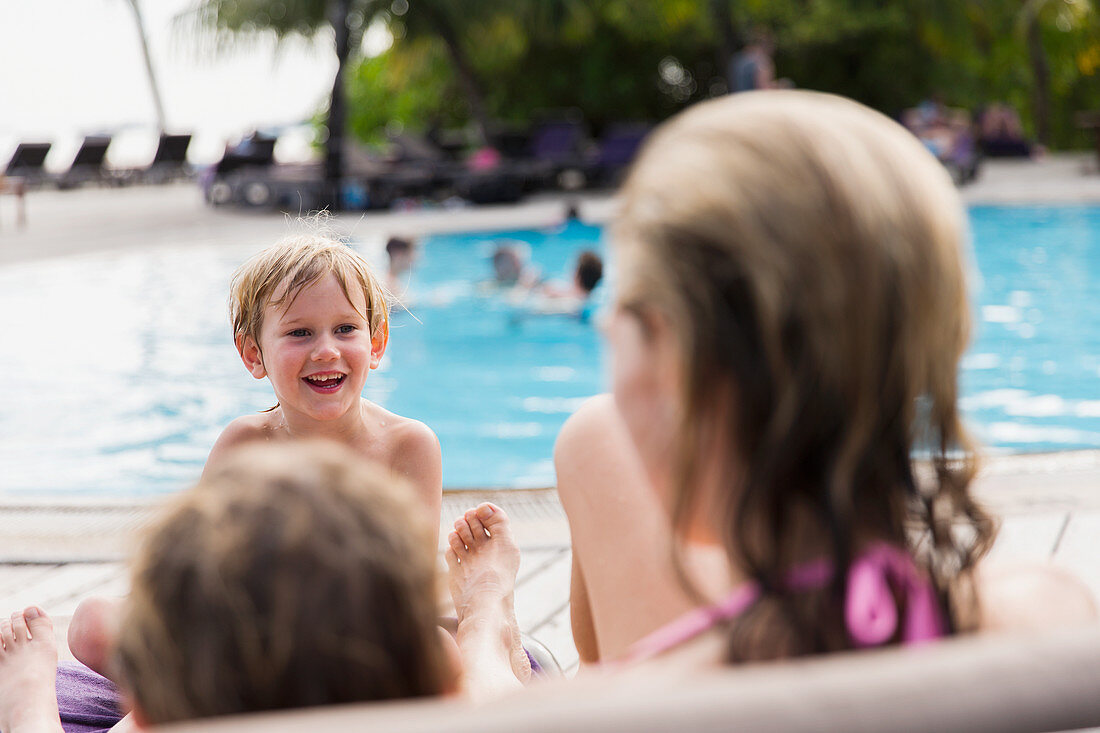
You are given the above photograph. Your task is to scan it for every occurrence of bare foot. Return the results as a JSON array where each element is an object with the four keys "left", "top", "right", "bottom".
[
  {"left": 445, "top": 503, "right": 531, "bottom": 688},
  {"left": 0, "top": 607, "right": 64, "bottom": 733},
  {"left": 68, "top": 596, "right": 123, "bottom": 679}
]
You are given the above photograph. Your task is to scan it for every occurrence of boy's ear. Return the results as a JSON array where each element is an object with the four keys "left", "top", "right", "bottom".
[
  {"left": 236, "top": 334, "right": 267, "bottom": 379},
  {"left": 370, "top": 321, "right": 389, "bottom": 369}
]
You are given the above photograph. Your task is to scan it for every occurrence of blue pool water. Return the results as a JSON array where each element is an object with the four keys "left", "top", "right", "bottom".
[
  {"left": 0, "top": 207, "right": 1098, "bottom": 496},
  {"left": 961, "top": 206, "right": 1100, "bottom": 446}
]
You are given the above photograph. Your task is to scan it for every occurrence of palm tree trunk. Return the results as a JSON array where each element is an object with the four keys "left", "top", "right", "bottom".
[
  {"left": 323, "top": 0, "right": 352, "bottom": 210},
  {"left": 126, "top": 0, "right": 167, "bottom": 133},
  {"left": 710, "top": 0, "right": 739, "bottom": 90},
  {"left": 419, "top": 4, "right": 491, "bottom": 145},
  {"left": 1025, "top": 10, "right": 1051, "bottom": 145}
]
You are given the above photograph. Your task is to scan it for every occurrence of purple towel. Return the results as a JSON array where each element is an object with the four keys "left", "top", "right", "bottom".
[
  {"left": 56, "top": 661, "right": 123, "bottom": 733},
  {"left": 524, "top": 647, "right": 543, "bottom": 676}
]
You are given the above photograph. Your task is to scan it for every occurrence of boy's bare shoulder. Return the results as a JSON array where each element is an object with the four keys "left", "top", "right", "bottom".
[
  {"left": 363, "top": 401, "right": 439, "bottom": 452},
  {"left": 219, "top": 413, "right": 283, "bottom": 445},
  {"left": 204, "top": 413, "right": 284, "bottom": 477},
  {"left": 389, "top": 414, "right": 441, "bottom": 462}
]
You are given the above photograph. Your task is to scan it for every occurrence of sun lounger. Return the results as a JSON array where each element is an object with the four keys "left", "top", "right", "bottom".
[
  {"left": 215, "top": 134, "right": 277, "bottom": 177},
  {"left": 142, "top": 133, "right": 192, "bottom": 183},
  {"left": 521, "top": 117, "right": 589, "bottom": 191},
  {"left": 448, "top": 119, "right": 589, "bottom": 204},
  {"left": 4, "top": 142, "right": 51, "bottom": 188},
  {"left": 56, "top": 136, "right": 112, "bottom": 189},
  {"left": 203, "top": 133, "right": 278, "bottom": 205},
  {"left": 109, "top": 133, "right": 194, "bottom": 186},
  {"left": 584, "top": 123, "right": 652, "bottom": 188},
  {"left": 162, "top": 627, "right": 1100, "bottom": 733}
]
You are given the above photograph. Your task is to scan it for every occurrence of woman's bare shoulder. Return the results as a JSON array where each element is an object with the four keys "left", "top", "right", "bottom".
[
  {"left": 977, "top": 562, "right": 1098, "bottom": 633},
  {"left": 555, "top": 394, "right": 624, "bottom": 453}
]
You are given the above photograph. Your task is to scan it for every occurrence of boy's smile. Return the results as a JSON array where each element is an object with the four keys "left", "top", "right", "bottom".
[
  {"left": 238, "top": 273, "right": 387, "bottom": 426},
  {"left": 303, "top": 370, "right": 347, "bottom": 393}
]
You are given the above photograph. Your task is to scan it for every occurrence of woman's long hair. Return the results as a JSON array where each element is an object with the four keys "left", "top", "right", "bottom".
[{"left": 613, "top": 91, "right": 995, "bottom": 661}]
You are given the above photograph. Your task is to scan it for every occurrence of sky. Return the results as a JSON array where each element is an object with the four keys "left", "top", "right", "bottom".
[{"left": 0, "top": 0, "right": 354, "bottom": 166}]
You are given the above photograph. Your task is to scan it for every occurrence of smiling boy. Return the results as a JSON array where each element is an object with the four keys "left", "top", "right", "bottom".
[
  {"left": 64, "top": 232, "right": 444, "bottom": 707},
  {"left": 207, "top": 233, "right": 442, "bottom": 527}
]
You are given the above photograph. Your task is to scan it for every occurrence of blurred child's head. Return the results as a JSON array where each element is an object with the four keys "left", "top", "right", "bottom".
[
  {"left": 610, "top": 90, "right": 991, "bottom": 654},
  {"left": 114, "top": 440, "right": 450, "bottom": 724},
  {"left": 230, "top": 233, "right": 389, "bottom": 358},
  {"left": 492, "top": 243, "right": 524, "bottom": 285},
  {"left": 573, "top": 251, "right": 603, "bottom": 294},
  {"left": 385, "top": 236, "right": 416, "bottom": 276}
]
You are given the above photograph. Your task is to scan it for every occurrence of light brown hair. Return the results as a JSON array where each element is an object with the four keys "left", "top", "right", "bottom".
[
  {"left": 113, "top": 440, "right": 447, "bottom": 723},
  {"left": 613, "top": 90, "right": 994, "bottom": 660},
  {"left": 230, "top": 232, "right": 389, "bottom": 355}
]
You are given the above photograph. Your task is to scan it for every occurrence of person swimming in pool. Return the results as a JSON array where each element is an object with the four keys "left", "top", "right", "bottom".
[
  {"left": 537, "top": 250, "right": 603, "bottom": 303},
  {"left": 385, "top": 235, "right": 417, "bottom": 297},
  {"left": 513, "top": 250, "right": 604, "bottom": 321},
  {"left": 488, "top": 241, "right": 540, "bottom": 292}
]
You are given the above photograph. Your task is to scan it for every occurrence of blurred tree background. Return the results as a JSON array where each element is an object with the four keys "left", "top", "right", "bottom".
[
  {"left": 195, "top": 0, "right": 1100, "bottom": 151},
  {"left": 351, "top": 0, "right": 1100, "bottom": 149}
]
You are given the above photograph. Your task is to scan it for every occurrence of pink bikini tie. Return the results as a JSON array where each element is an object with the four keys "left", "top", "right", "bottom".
[
  {"left": 844, "top": 544, "right": 945, "bottom": 647},
  {"left": 617, "top": 543, "right": 944, "bottom": 665}
]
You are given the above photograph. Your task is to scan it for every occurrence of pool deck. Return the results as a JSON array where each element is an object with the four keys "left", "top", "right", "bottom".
[{"left": 3, "top": 152, "right": 1100, "bottom": 674}]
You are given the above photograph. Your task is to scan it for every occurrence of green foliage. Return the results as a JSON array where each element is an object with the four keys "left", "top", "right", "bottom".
[
  {"left": 347, "top": 0, "right": 722, "bottom": 141},
  {"left": 345, "top": 38, "right": 468, "bottom": 145},
  {"left": 196, "top": 0, "right": 1100, "bottom": 150}
]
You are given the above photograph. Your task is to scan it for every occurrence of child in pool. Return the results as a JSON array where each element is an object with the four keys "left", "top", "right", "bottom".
[
  {"left": 528, "top": 250, "right": 603, "bottom": 316},
  {"left": 0, "top": 441, "right": 527, "bottom": 732},
  {"left": 66, "top": 231, "right": 445, "bottom": 690},
  {"left": 385, "top": 235, "right": 417, "bottom": 298}
]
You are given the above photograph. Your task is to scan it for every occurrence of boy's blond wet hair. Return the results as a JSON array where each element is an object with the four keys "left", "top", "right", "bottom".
[
  {"left": 230, "top": 231, "right": 389, "bottom": 353},
  {"left": 113, "top": 440, "right": 447, "bottom": 723}
]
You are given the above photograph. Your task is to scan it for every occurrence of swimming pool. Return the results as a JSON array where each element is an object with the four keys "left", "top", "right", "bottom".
[
  {"left": 962, "top": 206, "right": 1100, "bottom": 448},
  {"left": 0, "top": 208, "right": 1098, "bottom": 496}
]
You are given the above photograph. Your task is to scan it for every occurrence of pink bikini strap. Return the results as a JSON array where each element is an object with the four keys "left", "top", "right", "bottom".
[
  {"left": 616, "top": 543, "right": 944, "bottom": 665},
  {"left": 612, "top": 583, "right": 761, "bottom": 667}
]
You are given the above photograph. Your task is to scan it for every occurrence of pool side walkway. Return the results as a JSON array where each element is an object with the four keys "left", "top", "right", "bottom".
[
  {"left": 3, "top": 153, "right": 1100, "bottom": 674},
  {"left": 3, "top": 451, "right": 1100, "bottom": 675}
]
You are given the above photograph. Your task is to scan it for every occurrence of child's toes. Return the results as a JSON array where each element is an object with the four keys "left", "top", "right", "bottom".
[
  {"left": 448, "top": 531, "right": 467, "bottom": 556},
  {"left": 444, "top": 548, "right": 460, "bottom": 571},
  {"left": 453, "top": 517, "right": 475, "bottom": 547},
  {"left": 478, "top": 502, "right": 507, "bottom": 530},
  {"left": 22, "top": 607, "right": 51, "bottom": 642},
  {"left": 9, "top": 611, "right": 29, "bottom": 643},
  {"left": 0, "top": 618, "right": 12, "bottom": 648},
  {"left": 464, "top": 508, "right": 487, "bottom": 541}
]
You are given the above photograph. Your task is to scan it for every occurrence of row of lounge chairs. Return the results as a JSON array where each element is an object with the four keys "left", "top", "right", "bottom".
[
  {"left": 202, "top": 118, "right": 652, "bottom": 211},
  {"left": 3, "top": 134, "right": 193, "bottom": 189}
]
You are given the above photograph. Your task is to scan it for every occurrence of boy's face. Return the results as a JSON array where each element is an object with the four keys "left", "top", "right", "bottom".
[{"left": 238, "top": 273, "right": 387, "bottom": 423}]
